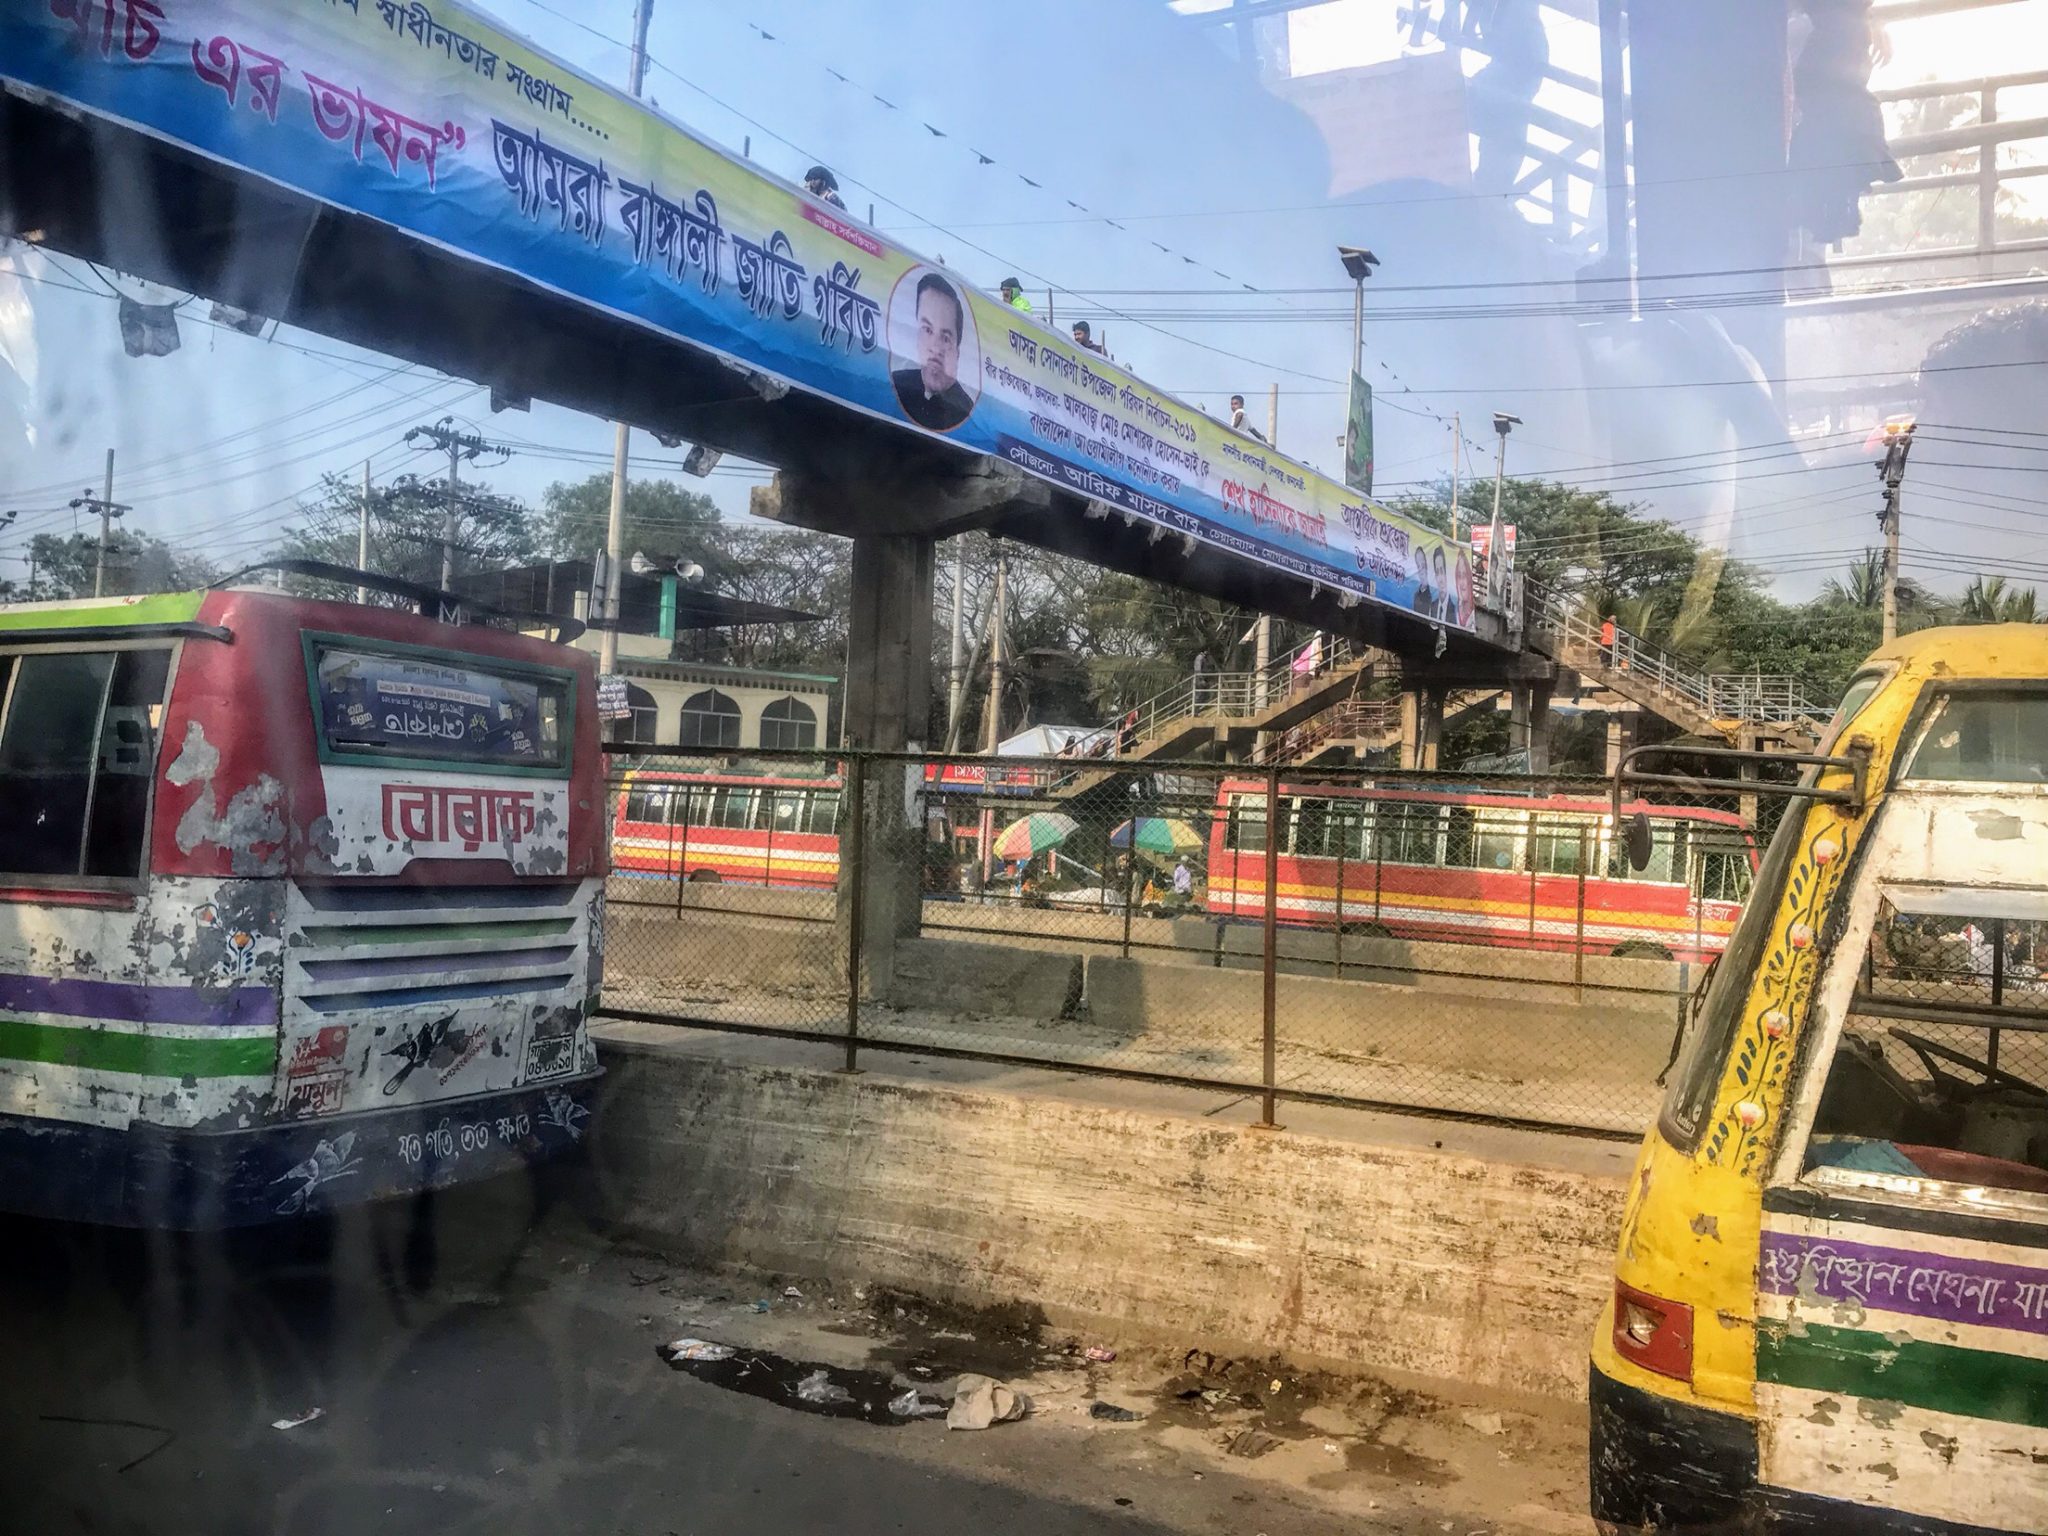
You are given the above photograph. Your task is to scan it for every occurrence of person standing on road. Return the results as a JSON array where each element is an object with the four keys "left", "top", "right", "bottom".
[{"left": 1172, "top": 857, "right": 1193, "bottom": 903}]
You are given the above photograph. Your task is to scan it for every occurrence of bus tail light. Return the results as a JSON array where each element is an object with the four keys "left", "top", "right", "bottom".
[{"left": 1613, "top": 1278, "right": 1693, "bottom": 1382}]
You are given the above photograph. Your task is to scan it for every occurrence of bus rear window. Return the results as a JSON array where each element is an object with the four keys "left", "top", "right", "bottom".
[
  {"left": 312, "top": 641, "right": 572, "bottom": 773},
  {"left": 1903, "top": 690, "right": 2048, "bottom": 784}
]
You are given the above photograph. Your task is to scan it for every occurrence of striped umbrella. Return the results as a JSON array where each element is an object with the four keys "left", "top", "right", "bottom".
[
  {"left": 1108, "top": 817, "right": 1204, "bottom": 859},
  {"left": 992, "top": 812, "right": 1079, "bottom": 862}
]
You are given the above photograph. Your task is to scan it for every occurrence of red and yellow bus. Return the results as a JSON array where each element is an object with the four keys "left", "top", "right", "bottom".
[
  {"left": 610, "top": 768, "right": 841, "bottom": 888},
  {"left": 0, "top": 583, "right": 606, "bottom": 1228},
  {"left": 1206, "top": 780, "right": 1756, "bottom": 961}
]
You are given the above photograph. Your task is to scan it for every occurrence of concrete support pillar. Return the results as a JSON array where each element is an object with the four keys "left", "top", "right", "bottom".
[
  {"left": 1399, "top": 687, "right": 1446, "bottom": 771},
  {"left": 1603, "top": 710, "right": 1636, "bottom": 775},
  {"left": 1510, "top": 683, "right": 1554, "bottom": 775},
  {"left": 840, "top": 533, "right": 935, "bottom": 1001}
]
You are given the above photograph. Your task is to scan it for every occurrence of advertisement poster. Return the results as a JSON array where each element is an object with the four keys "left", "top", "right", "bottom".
[
  {"left": 3, "top": 0, "right": 1475, "bottom": 632},
  {"left": 314, "top": 644, "right": 567, "bottom": 767},
  {"left": 1343, "top": 371, "right": 1373, "bottom": 497}
]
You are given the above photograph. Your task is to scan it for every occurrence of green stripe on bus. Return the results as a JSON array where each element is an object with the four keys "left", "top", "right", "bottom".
[
  {"left": 296, "top": 918, "right": 574, "bottom": 947},
  {"left": 0, "top": 592, "right": 204, "bottom": 630},
  {"left": 0, "top": 1018, "right": 275, "bottom": 1078},
  {"left": 1760, "top": 1322, "right": 2048, "bottom": 1431}
]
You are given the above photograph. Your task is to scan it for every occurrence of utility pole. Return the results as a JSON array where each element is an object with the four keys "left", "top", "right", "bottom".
[
  {"left": 1876, "top": 417, "right": 1916, "bottom": 645},
  {"left": 1448, "top": 412, "right": 1461, "bottom": 541},
  {"left": 69, "top": 449, "right": 130, "bottom": 598},
  {"left": 946, "top": 538, "right": 967, "bottom": 743},
  {"left": 1487, "top": 412, "right": 1520, "bottom": 609},
  {"left": 600, "top": 0, "right": 656, "bottom": 677},
  {"left": 983, "top": 542, "right": 1008, "bottom": 755},
  {"left": 357, "top": 459, "right": 372, "bottom": 603},
  {"left": 1254, "top": 384, "right": 1278, "bottom": 702},
  {"left": 403, "top": 417, "right": 507, "bottom": 596}
]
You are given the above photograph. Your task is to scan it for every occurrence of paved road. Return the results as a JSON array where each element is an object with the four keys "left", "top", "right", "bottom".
[{"left": 0, "top": 1177, "right": 1358, "bottom": 1536}]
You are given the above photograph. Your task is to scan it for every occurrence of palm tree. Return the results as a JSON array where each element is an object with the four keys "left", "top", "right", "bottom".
[
  {"left": 1822, "top": 550, "right": 1936, "bottom": 619},
  {"left": 1958, "top": 575, "right": 2040, "bottom": 624}
]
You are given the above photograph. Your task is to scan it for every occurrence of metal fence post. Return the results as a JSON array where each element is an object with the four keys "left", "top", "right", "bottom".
[
  {"left": 665, "top": 786, "right": 680, "bottom": 916},
  {"left": 1574, "top": 823, "right": 1588, "bottom": 1000},
  {"left": 1332, "top": 803, "right": 1347, "bottom": 981},
  {"left": 1121, "top": 844, "right": 1136, "bottom": 959},
  {"left": 675, "top": 784, "right": 693, "bottom": 915},
  {"left": 843, "top": 755, "right": 866, "bottom": 1074},
  {"left": 1260, "top": 760, "right": 1281, "bottom": 1129}
]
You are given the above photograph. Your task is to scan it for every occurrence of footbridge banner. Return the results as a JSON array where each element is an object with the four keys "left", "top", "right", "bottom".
[{"left": 4, "top": 0, "right": 1476, "bottom": 632}]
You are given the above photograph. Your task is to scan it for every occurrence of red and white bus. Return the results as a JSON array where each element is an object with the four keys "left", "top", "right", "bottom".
[
  {"left": 611, "top": 768, "right": 841, "bottom": 888},
  {"left": 1206, "top": 781, "right": 1756, "bottom": 961}
]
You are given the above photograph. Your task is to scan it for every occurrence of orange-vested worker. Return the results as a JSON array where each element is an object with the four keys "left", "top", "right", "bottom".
[{"left": 1600, "top": 616, "right": 1616, "bottom": 666}]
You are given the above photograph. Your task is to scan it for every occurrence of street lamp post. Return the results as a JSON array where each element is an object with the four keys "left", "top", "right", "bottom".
[
  {"left": 1336, "top": 245, "right": 1378, "bottom": 380},
  {"left": 1487, "top": 412, "right": 1520, "bottom": 610}
]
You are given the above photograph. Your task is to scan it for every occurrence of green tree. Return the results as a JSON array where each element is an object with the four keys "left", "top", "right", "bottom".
[
  {"left": 1957, "top": 574, "right": 2040, "bottom": 624},
  {"left": 691, "top": 525, "right": 853, "bottom": 676},
  {"left": 538, "top": 474, "right": 724, "bottom": 577},
  {"left": 25, "top": 529, "right": 218, "bottom": 600},
  {"left": 280, "top": 470, "right": 535, "bottom": 599}
]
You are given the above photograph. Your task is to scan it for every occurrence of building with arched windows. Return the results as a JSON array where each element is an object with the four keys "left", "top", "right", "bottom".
[
  {"left": 608, "top": 659, "right": 834, "bottom": 750},
  {"left": 452, "top": 559, "right": 835, "bottom": 751}
]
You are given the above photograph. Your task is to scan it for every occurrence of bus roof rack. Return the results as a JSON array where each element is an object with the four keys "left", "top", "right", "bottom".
[
  {"left": 211, "top": 558, "right": 587, "bottom": 645},
  {"left": 1611, "top": 741, "right": 1870, "bottom": 870}
]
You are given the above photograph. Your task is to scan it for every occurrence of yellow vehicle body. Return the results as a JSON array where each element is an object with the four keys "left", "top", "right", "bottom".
[{"left": 1589, "top": 624, "right": 2048, "bottom": 1534}]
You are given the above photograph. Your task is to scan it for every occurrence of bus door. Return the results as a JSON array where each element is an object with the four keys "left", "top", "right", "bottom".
[{"left": 1757, "top": 790, "right": 2048, "bottom": 1533}]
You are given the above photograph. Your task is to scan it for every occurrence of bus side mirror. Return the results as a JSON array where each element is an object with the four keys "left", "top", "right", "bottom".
[{"left": 1625, "top": 812, "right": 1654, "bottom": 872}]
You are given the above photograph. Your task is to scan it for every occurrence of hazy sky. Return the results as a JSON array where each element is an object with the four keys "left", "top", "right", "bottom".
[{"left": 3, "top": 0, "right": 2044, "bottom": 603}]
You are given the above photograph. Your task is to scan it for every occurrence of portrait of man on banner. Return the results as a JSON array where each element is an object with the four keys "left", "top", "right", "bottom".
[
  {"left": 888, "top": 267, "right": 979, "bottom": 433},
  {"left": 1343, "top": 372, "right": 1374, "bottom": 496}
]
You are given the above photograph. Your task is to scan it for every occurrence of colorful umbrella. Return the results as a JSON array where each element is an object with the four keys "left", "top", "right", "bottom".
[
  {"left": 992, "top": 812, "right": 1079, "bottom": 862},
  {"left": 1108, "top": 817, "right": 1204, "bottom": 858}
]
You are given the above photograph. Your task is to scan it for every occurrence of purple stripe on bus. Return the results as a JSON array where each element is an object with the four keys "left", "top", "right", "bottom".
[
  {"left": 1762, "top": 1230, "right": 2048, "bottom": 1336},
  {"left": 0, "top": 973, "right": 276, "bottom": 1030}
]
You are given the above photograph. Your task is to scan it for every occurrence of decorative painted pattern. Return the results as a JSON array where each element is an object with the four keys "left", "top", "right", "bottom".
[
  {"left": 0, "top": 972, "right": 276, "bottom": 1029},
  {"left": 0, "top": 1018, "right": 275, "bottom": 1078},
  {"left": 1706, "top": 815, "right": 1854, "bottom": 1176}
]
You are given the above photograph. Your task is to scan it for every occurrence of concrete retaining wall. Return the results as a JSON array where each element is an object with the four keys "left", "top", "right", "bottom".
[{"left": 588, "top": 1025, "right": 1628, "bottom": 1400}]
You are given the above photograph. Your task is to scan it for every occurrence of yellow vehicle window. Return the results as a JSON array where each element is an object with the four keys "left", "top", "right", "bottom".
[
  {"left": 1818, "top": 668, "right": 1887, "bottom": 753},
  {"left": 1903, "top": 689, "right": 2048, "bottom": 784}
]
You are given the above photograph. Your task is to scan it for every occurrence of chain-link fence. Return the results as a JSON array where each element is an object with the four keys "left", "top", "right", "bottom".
[{"left": 598, "top": 746, "right": 1763, "bottom": 1137}]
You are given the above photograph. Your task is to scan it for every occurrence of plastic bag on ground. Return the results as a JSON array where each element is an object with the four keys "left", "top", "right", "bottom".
[
  {"left": 661, "top": 1338, "right": 736, "bottom": 1364},
  {"left": 888, "top": 1388, "right": 949, "bottom": 1419},
  {"left": 795, "top": 1369, "right": 853, "bottom": 1407}
]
